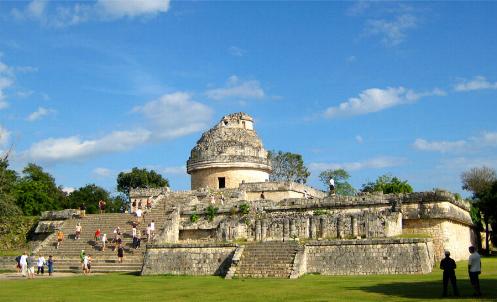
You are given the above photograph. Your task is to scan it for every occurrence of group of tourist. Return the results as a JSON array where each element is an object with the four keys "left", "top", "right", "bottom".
[
  {"left": 79, "top": 250, "right": 93, "bottom": 275},
  {"left": 440, "top": 246, "right": 483, "bottom": 297},
  {"left": 15, "top": 252, "right": 54, "bottom": 278}
]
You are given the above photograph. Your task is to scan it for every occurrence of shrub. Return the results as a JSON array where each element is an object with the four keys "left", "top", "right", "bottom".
[
  {"left": 313, "top": 209, "right": 328, "bottom": 216},
  {"left": 239, "top": 203, "right": 250, "bottom": 215},
  {"left": 206, "top": 205, "right": 218, "bottom": 222},
  {"left": 190, "top": 213, "right": 199, "bottom": 223}
]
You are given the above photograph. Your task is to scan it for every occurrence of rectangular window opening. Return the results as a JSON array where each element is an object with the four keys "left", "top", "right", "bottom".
[{"left": 218, "top": 177, "right": 226, "bottom": 189}]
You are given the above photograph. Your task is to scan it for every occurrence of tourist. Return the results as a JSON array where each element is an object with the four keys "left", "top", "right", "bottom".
[
  {"left": 210, "top": 195, "right": 216, "bottom": 204},
  {"left": 150, "top": 219, "right": 155, "bottom": 239},
  {"left": 83, "top": 254, "right": 89, "bottom": 275},
  {"left": 117, "top": 244, "right": 124, "bottom": 263},
  {"left": 27, "top": 253, "right": 35, "bottom": 279},
  {"left": 132, "top": 200, "right": 136, "bottom": 213},
  {"left": 135, "top": 208, "right": 143, "bottom": 224},
  {"left": 329, "top": 178, "right": 335, "bottom": 195},
  {"left": 80, "top": 203, "right": 86, "bottom": 218},
  {"left": 220, "top": 193, "right": 225, "bottom": 205},
  {"left": 260, "top": 191, "right": 265, "bottom": 200},
  {"left": 87, "top": 254, "right": 92, "bottom": 274},
  {"left": 146, "top": 224, "right": 151, "bottom": 242},
  {"left": 132, "top": 224, "right": 137, "bottom": 238},
  {"left": 303, "top": 189, "right": 309, "bottom": 199},
  {"left": 36, "top": 254, "right": 45, "bottom": 275},
  {"left": 47, "top": 255, "right": 54, "bottom": 276},
  {"left": 99, "top": 199, "right": 106, "bottom": 214},
  {"left": 75, "top": 222, "right": 82, "bottom": 240},
  {"left": 15, "top": 254, "right": 21, "bottom": 273},
  {"left": 146, "top": 198, "right": 152, "bottom": 209},
  {"left": 56, "top": 230, "right": 64, "bottom": 249},
  {"left": 80, "top": 250, "right": 85, "bottom": 271},
  {"left": 101, "top": 233, "right": 107, "bottom": 251},
  {"left": 440, "top": 250, "right": 459, "bottom": 297},
  {"left": 138, "top": 200, "right": 142, "bottom": 209},
  {"left": 468, "top": 246, "right": 482, "bottom": 297},
  {"left": 19, "top": 251, "right": 28, "bottom": 277},
  {"left": 94, "top": 228, "right": 101, "bottom": 243}
]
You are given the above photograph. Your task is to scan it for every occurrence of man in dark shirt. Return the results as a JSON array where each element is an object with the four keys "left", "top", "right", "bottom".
[{"left": 440, "top": 250, "right": 459, "bottom": 297}]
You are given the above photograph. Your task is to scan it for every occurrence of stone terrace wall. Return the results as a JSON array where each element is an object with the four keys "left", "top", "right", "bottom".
[
  {"left": 305, "top": 238, "right": 434, "bottom": 275},
  {"left": 141, "top": 243, "right": 237, "bottom": 276},
  {"left": 0, "top": 256, "right": 16, "bottom": 271},
  {"left": 240, "top": 181, "right": 326, "bottom": 201}
]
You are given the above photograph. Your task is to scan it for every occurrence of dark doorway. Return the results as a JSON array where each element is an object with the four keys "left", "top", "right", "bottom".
[{"left": 218, "top": 177, "right": 226, "bottom": 188}]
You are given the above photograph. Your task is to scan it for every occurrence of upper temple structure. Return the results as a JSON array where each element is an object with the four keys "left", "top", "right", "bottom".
[{"left": 187, "top": 113, "right": 272, "bottom": 190}]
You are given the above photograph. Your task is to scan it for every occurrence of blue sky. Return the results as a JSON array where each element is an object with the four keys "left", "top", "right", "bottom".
[{"left": 0, "top": 1, "right": 496, "bottom": 196}]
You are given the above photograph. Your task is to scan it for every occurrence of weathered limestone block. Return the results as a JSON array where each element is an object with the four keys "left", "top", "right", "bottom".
[
  {"left": 34, "top": 221, "right": 65, "bottom": 233},
  {"left": 40, "top": 209, "right": 80, "bottom": 220}
]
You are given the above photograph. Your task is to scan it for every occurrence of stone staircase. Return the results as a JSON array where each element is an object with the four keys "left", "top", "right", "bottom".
[
  {"left": 35, "top": 204, "right": 170, "bottom": 273},
  {"left": 234, "top": 241, "right": 300, "bottom": 278}
]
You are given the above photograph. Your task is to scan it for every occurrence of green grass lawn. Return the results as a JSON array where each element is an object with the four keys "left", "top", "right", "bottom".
[{"left": 0, "top": 258, "right": 496, "bottom": 302}]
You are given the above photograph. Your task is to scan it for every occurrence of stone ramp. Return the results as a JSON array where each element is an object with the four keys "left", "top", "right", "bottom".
[
  {"left": 234, "top": 241, "right": 299, "bottom": 278},
  {"left": 35, "top": 209, "right": 169, "bottom": 273}
]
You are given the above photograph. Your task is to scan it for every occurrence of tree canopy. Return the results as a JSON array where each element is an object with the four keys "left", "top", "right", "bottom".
[
  {"left": 361, "top": 174, "right": 413, "bottom": 194},
  {"left": 461, "top": 166, "right": 497, "bottom": 198},
  {"left": 318, "top": 168, "right": 356, "bottom": 196},
  {"left": 0, "top": 155, "right": 22, "bottom": 216},
  {"left": 268, "top": 150, "right": 310, "bottom": 184},
  {"left": 117, "top": 167, "right": 169, "bottom": 196}
]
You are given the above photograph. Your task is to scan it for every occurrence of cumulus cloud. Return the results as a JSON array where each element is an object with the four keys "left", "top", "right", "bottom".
[
  {"left": 23, "top": 91, "right": 212, "bottom": 163},
  {"left": 93, "top": 167, "right": 112, "bottom": 177},
  {"left": 206, "top": 76, "right": 265, "bottom": 101},
  {"left": 133, "top": 92, "right": 213, "bottom": 139},
  {"left": 413, "top": 131, "right": 497, "bottom": 153},
  {"left": 309, "top": 156, "right": 406, "bottom": 172},
  {"left": 11, "top": 0, "right": 170, "bottom": 27},
  {"left": 323, "top": 87, "right": 444, "bottom": 119},
  {"left": 228, "top": 46, "right": 247, "bottom": 57},
  {"left": 0, "top": 58, "right": 15, "bottom": 110},
  {"left": 26, "top": 106, "right": 56, "bottom": 122},
  {"left": 454, "top": 76, "right": 497, "bottom": 92},
  {"left": 365, "top": 14, "right": 417, "bottom": 46},
  {"left": 0, "top": 125, "right": 10, "bottom": 147},
  {"left": 24, "top": 129, "right": 152, "bottom": 163}
]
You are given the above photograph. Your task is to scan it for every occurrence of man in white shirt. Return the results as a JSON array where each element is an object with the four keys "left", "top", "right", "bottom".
[
  {"left": 135, "top": 208, "right": 143, "bottom": 224},
  {"left": 37, "top": 255, "right": 45, "bottom": 275},
  {"left": 329, "top": 178, "right": 335, "bottom": 196},
  {"left": 19, "top": 252, "right": 28, "bottom": 277},
  {"left": 468, "top": 246, "right": 482, "bottom": 297}
]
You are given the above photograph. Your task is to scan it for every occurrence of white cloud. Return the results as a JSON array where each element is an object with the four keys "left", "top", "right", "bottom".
[
  {"left": 96, "top": 0, "right": 170, "bottom": 18},
  {"left": 454, "top": 76, "right": 497, "bottom": 92},
  {"left": 323, "top": 87, "right": 444, "bottom": 119},
  {"left": 413, "top": 131, "right": 497, "bottom": 153},
  {"left": 26, "top": 106, "right": 56, "bottom": 122},
  {"left": 93, "top": 167, "right": 112, "bottom": 177},
  {"left": 413, "top": 139, "right": 466, "bottom": 153},
  {"left": 228, "top": 46, "right": 246, "bottom": 57},
  {"left": 309, "top": 156, "right": 406, "bottom": 172},
  {"left": 24, "top": 129, "right": 151, "bottom": 163},
  {"left": 24, "top": 91, "right": 213, "bottom": 163},
  {"left": 206, "top": 75, "right": 265, "bottom": 101},
  {"left": 133, "top": 92, "right": 213, "bottom": 139},
  {"left": 0, "top": 59, "right": 14, "bottom": 110},
  {"left": 365, "top": 14, "right": 417, "bottom": 46},
  {"left": 62, "top": 187, "right": 75, "bottom": 194},
  {"left": 12, "top": 0, "right": 170, "bottom": 27},
  {"left": 0, "top": 125, "right": 11, "bottom": 147}
]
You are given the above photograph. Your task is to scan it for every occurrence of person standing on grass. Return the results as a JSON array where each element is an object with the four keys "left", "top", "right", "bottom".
[
  {"left": 87, "top": 254, "right": 92, "bottom": 274},
  {"left": 26, "top": 254, "right": 35, "bottom": 279},
  {"left": 47, "top": 255, "right": 54, "bottom": 276},
  {"left": 83, "top": 254, "right": 89, "bottom": 275},
  {"left": 19, "top": 251, "right": 28, "bottom": 277},
  {"left": 468, "top": 246, "right": 482, "bottom": 297},
  {"left": 117, "top": 244, "right": 124, "bottom": 263},
  {"left": 440, "top": 250, "right": 459, "bottom": 297},
  {"left": 36, "top": 255, "right": 45, "bottom": 275},
  {"left": 15, "top": 254, "right": 21, "bottom": 273}
]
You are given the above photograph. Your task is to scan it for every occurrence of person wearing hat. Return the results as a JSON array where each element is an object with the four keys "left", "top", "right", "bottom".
[{"left": 440, "top": 250, "right": 459, "bottom": 297}]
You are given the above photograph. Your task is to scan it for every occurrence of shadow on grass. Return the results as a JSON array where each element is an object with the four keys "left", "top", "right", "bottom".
[{"left": 350, "top": 279, "right": 497, "bottom": 300}]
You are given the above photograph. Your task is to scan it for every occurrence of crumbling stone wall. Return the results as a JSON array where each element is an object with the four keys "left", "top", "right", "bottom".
[
  {"left": 305, "top": 239, "right": 434, "bottom": 275},
  {"left": 141, "top": 243, "right": 237, "bottom": 275}
]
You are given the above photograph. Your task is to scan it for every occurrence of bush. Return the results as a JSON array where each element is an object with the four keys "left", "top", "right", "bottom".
[
  {"left": 190, "top": 213, "right": 199, "bottom": 223},
  {"left": 206, "top": 206, "right": 218, "bottom": 222},
  {"left": 313, "top": 209, "right": 328, "bottom": 216},
  {"left": 239, "top": 203, "right": 250, "bottom": 215}
]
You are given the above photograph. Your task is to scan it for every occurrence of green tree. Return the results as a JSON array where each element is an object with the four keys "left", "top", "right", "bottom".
[
  {"left": 67, "top": 184, "right": 110, "bottom": 214},
  {"left": 0, "top": 154, "right": 22, "bottom": 216},
  {"left": 268, "top": 150, "right": 310, "bottom": 184},
  {"left": 14, "top": 163, "right": 66, "bottom": 216},
  {"left": 461, "top": 166, "right": 497, "bottom": 255},
  {"left": 361, "top": 174, "right": 413, "bottom": 194},
  {"left": 116, "top": 167, "right": 169, "bottom": 196},
  {"left": 318, "top": 168, "right": 356, "bottom": 196}
]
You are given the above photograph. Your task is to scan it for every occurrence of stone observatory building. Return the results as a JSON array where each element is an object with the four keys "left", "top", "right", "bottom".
[{"left": 187, "top": 112, "right": 272, "bottom": 190}]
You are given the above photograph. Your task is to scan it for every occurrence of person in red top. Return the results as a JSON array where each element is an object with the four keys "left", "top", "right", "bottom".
[
  {"left": 94, "top": 228, "right": 101, "bottom": 242},
  {"left": 98, "top": 200, "right": 106, "bottom": 214}
]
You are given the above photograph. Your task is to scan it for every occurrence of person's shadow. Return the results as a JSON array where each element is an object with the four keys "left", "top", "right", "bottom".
[{"left": 349, "top": 279, "right": 496, "bottom": 300}]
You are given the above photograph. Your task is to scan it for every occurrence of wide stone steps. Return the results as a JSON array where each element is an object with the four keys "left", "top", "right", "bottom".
[{"left": 234, "top": 241, "right": 299, "bottom": 278}]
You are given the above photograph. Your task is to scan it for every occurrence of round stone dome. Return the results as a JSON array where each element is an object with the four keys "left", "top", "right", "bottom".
[{"left": 187, "top": 112, "right": 272, "bottom": 189}]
